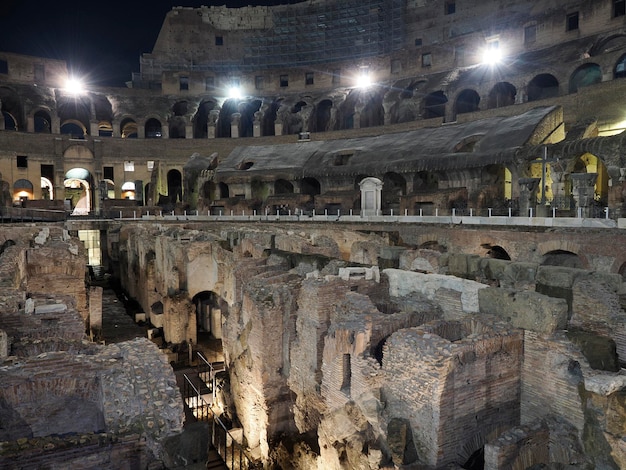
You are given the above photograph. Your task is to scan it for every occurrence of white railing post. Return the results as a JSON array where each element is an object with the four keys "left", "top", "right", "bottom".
[
  {"left": 552, "top": 207, "right": 556, "bottom": 218},
  {"left": 469, "top": 208, "right": 473, "bottom": 217},
  {"left": 488, "top": 208, "right": 492, "bottom": 217},
  {"left": 119, "top": 210, "right": 122, "bottom": 219},
  {"left": 452, "top": 208, "right": 456, "bottom": 217},
  {"left": 605, "top": 207, "right": 609, "bottom": 219},
  {"left": 529, "top": 208, "right": 533, "bottom": 218},
  {"left": 577, "top": 207, "right": 582, "bottom": 218},
  {"left": 420, "top": 209, "right": 423, "bottom": 216},
  {"left": 508, "top": 207, "right": 512, "bottom": 218},
  {"left": 435, "top": 208, "right": 439, "bottom": 217}
]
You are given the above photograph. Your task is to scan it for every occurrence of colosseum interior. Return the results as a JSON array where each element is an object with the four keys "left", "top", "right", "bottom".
[{"left": 2, "top": 0, "right": 626, "bottom": 469}]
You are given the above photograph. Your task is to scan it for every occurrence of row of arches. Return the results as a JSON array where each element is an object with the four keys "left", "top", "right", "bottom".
[{"left": 1, "top": 54, "right": 625, "bottom": 138}]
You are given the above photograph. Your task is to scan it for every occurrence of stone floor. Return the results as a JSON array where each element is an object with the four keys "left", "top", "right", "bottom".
[{"left": 100, "top": 283, "right": 148, "bottom": 344}]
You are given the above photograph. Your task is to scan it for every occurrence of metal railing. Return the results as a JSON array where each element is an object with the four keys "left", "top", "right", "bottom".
[{"left": 181, "top": 353, "right": 254, "bottom": 469}]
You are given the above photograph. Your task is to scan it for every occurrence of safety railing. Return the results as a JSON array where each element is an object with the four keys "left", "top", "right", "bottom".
[{"left": 181, "top": 356, "right": 254, "bottom": 469}]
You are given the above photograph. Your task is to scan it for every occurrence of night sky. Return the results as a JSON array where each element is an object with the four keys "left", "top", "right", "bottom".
[{"left": 0, "top": 1, "right": 291, "bottom": 87}]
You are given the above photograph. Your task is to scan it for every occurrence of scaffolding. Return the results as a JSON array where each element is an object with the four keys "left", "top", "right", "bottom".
[{"left": 243, "top": 0, "right": 405, "bottom": 69}]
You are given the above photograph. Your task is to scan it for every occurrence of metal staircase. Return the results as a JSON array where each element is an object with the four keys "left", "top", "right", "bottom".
[{"left": 181, "top": 352, "right": 255, "bottom": 469}]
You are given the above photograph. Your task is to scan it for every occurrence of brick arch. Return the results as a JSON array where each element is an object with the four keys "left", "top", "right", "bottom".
[{"left": 537, "top": 240, "right": 581, "bottom": 257}]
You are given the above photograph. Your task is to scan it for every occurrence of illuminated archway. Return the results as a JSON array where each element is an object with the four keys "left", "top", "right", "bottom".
[
  {"left": 13, "top": 179, "right": 33, "bottom": 202},
  {"left": 572, "top": 152, "right": 609, "bottom": 205},
  {"left": 64, "top": 168, "right": 93, "bottom": 215},
  {"left": 41, "top": 177, "right": 53, "bottom": 200}
]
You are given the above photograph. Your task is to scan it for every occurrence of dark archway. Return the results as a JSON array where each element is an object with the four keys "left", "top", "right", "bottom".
[
  {"left": 301, "top": 177, "right": 321, "bottom": 197},
  {"left": 569, "top": 63, "right": 602, "bottom": 93},
  {"left": 239, "top": 100, "right": 262, "bottom": 138},
  {"left": 275, "top": 179, "right": 294, "bottom": 194},
  {"left": 217, "top": 99, "right": 238, "bottom": 138},
  {"left": 120, "top": 118, "right": 137, "bottom": 139},
  {"left": 145, "top": 118, "right": 162, "bottom": 138},
  {"left": 34, "top": 110, "right": 51, "bottom": 133},
  {"left": 488, "top": 82, "right": 516, "bottom": 108},
  {"left": 193, "top": 100, "right": 216, "bottom": 139},
  {"left": 541, "top": 249, "right": 583, "bottom": 268},
  {"left": 455, "top": 89, "right": 480, "bottom": 115},
  {"left": 423, "top": 91, "right": 447, "bottom": 119},
  {"left": 262, "top": 100, "right": 280, "bottom": 136},
  {"left": 360, "top": 95, "right": 384, "bottom": 128},
  {"left": 527, "top": 74, "right": 559, "bottom": 102},
  {"left": 382, "top": 172, "right": 406, "bottom": 212},
  {"left": 167, "top": 169, "right": 183, "bottom": 204},
  {"left": 315, "top": 99, "right": 333, "bottom": 132}
]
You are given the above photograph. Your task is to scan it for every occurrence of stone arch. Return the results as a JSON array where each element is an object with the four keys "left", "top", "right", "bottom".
[
  {"left": 301, "top": 177, "right": 321, "bottom": 197},
  {"left": 57, "top": 95, "right": 91, "bottom": 136},
  {"left": 13, "top": 179, "right": 33, "bottom": 202},
  {"left": 251, "top": 178, "right": 270, "bottom": 201},
  {"left": 540, "top": 249, "right": 584, "bottom": 268},
  {"left": 60, "top": 119, "right": 87, "bottom": 138},
  {"left": 382, "top": 172, "right": 406, "bottom": 212},
  {"left": 41, "top": 176, "right": 54, "bottom": 200},
  {"left": 33, "top": 108, "right": 52, "bottom": 133},
  {"left": 92, "top": 94, "right": 113, "bottom": 136},
  {"left": 2, "top": 110, "right": 18, "bottom": 130},
  {"left": 618, "top": 261, "right": 626, "bottom": 281},
  {"left": 481, "top": 243, "right": 511, "bottom": 260},
  {"left": 488, "top": 82, "right": 516, "bottom": 108},
  {"left": 413, "top": 171, "right": 439, "bottom": 192},
  {"left": 454, "top": 135, "right": 484, "bottom": 153},
  {"left": 238, "top": 99, "right": 262, "bottom": 138},
  {"left": 0, "top": 86, "right": 25, "bottom": 131},
  {"left": 569, "top": 63, "right": 602, "bottom": 93},
  {"left": 64, "top": 167, "right": 94, "bottom": 215},
  {"left": 217, "top": 98, "right": 238, "bottom": 138},
  {"left": 145, "top": 117, "right": 163, "bottom": 138},
  {"left": 359, "top": 93, "right": 384, "bottom": 128},
  {"left": 120, "top": 117, "right": 138, "bottom": 139},
  {"left": 193, "top": 99, "right": 216, "bottom": 139},
  {"left": 454, "top": 89, "right": 480, "bottom": 116},
  {"left": 314, "top": 99, "right": 333, "bottom": 132},
  {"left": 338, "top": 90, "right": 358, "bottom": 130},
  {"left": 423, "top": 91, "right": 447, "bottom": 120},
  {"left": 614, "top": 53, "right": 626, "bottom": 78},
  {"left": 527, "top": 74, "right": 559, "bottom": 102}
]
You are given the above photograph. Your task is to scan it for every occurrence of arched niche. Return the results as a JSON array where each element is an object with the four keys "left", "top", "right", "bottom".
[
  {"left": 145, "top": 118, "right": 163, "bottom": 138},
  {"left": 13, "top": 179, "right": 33, "bottom": 202},
  {"left": 527, "top": 74, "right": 559, "bottom": 102},
  {"left": 455, "top": 89, "right": 480, "bottom": 115},
  {"left": 488, "top": 82, "right": 516, "bottom": 108},
  {"left": 423, "top": 91, "right": 447, "bottom": 119},
  {"left": 34, "top": 109, "right": 52, "bottom": 133},
  {"left": 192, "top": 100, "right": 216, "bottom": 138},
  {"left": 120, "top": 118, "right": 138, "bottom": 139},
  {"left": 315, "top": 99, "right": 333, "bottom": 132},
  {"left": 64, "top": 167, "right": 93, "bottom": 215},
  {"left": 569, "top": 63, "right": 602, "bottom": 93}
]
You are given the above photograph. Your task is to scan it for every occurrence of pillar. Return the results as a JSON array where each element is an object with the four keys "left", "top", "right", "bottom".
[
  {"left": 518, "top": 178, "right": 541, "bottom": 216},
  {"left": 571, "top": 173, "right": 598, "bottom": 218}
]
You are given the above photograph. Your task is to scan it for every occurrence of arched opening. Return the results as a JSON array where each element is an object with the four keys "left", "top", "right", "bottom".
[
  {"left": 145, "top": 118, "right": 162, "bottom": 138},
  {"left": 455, "top": 89, "right": 480, "bottom": 115},
  {"left": 527, "top": 74, "right": 559, "bottom": 102},
  {"left": 60, "top": 119, "right": 87, "bottom": 139},
  {"left": 569, "top": 63, "right": 602, "bottom": 93},
  {"left": 2, "top": 111, "right": 17, "bottom": 130},
  {"left": 614, "top": 53, "right": 626, "bottom": 78},
  {"left": 382, "top": 172, "right": 406, "bottom": 212},
  {"left": 238, "top": 100, "right": 262, "bottom": 138},
  {"left": 300, "top": 177, "right": 321, "bottom": 197},
  {"left": 541, "top": 249, "right": 583, "bottom": 268},
  {"left": 121, "top": 181, "right": 136, "bottom": 200},
  {"left": 193, "top": 100, "right": 216, "bottom": 139},
  {"left": 0, "top": 87, "right": 25, "bottom": 131},
  {"left": 262, "top": 100, "right": 280, "bottom": 136},
  {"left": 339, "top": 91, "right": 358, "bottom": 130},
  {"left": 103, "top": 179, "right": 115, "bottom": 200},
  {"left": 57, "top": 95, "right": 90, "bottom": 137},
  {"left": 98, "top": 121, "right": 113, "bottom": 137},
  {"left": 34, "top": 110, "right": 52, "bottom": 133},
  {"left": 315, "top": 99, "right": 333, "bottom": 132},
  {"left": 360, "top": 95, "right": 384, "bottom": 128},
  {"left": 40, "top": 177, "right": 53, "bottom": 200},
  {"left": 423, "top": 91, "right": 447, "bottom": 119},
  {"left": 461, "top": 447, "right": 484, "bottom": 470},
  {"left": 192, "top": 291, "right": 226, "bottom": 340},
  {"left": 488, "top": 82, "right": 516, "bottom": 108},
  {"left": 219, "top": 182, "right": 229, "bottom": 199},
  {"left": 170, "top": 101, "right": 188, "bottom": 139},
  {"left": 64, "top": 168, "right": 93, "bottom": 215},
  {"left": 167, "top": 169, "right": 182, "bottom": 204},
  {"left": 572, "top": 152, "right": 609, "bottom": 207},
  {"left": 217, "top": 99, "right": 239, "bottom": 138},
  {"left": 275, "top": 179, "right": 294, "bottom": 194},
  {"left": 13, "top": 179, "right": 33, "bottom": 202},
  {"left": 120, "top": 118, "right": 138, "bottom": 139},
  {"left": 481, "top": 243, "right": 511, "bottom": 260}
]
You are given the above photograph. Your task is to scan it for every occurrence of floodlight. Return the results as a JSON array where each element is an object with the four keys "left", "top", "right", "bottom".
[
  {"left": 228, "top": 86, "right": 242, "bottom": 99},
  {"left": 65, "top": 76, "right": 85, "bottom": 95},
  {"left": 482, "top": 43, "right": 504, "bottom": 66},
  {"left": 356, "top": 72, "right": 372, "bottom": 89}
]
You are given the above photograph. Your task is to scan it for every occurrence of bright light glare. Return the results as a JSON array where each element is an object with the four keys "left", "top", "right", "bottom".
[
  {"left": 482, "top": 45, "right": 503, "bottom": 66},
  {"left": 356, "top": 73, "right": 372, "bottom": 89},
  {"left": 228, "top": 86, "right": 242, "bottom": 99},
  {"left": 65, "top": 77, "right": 85, "bottom": 95}
]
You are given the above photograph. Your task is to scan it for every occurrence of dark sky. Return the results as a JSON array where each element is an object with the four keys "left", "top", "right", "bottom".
[{"left": 0, "top": 1, "right": 290, "bottom": 87}]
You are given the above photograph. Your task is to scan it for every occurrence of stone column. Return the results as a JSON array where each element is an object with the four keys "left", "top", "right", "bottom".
[
  {"left": 231, "top": 112, "right": 241, "bottom": 138},
  {"left": 137, "top": 124, "right": 145, "bottom": 139},
  {"left": 208, "top": 110, "right": 219, "bottom": 139},
  {"left": 89, "top": 286, "right": 103, "bottom": 340},
  {"left": 518, "top": 178, "right": 541, "bottom": 216},
  {"left": 353, "top": 111, "right": 361, "bottom": 129},
  {"left": 253, "top": 111, "right": 262, "bottom": 137},
  {"left": 570, "top": 173, "right": 597, "bottom": 218},
  {"left": 27, "top": 115, "right": 35, "bottom": 133},
  {"left": 90, "top": 120, "right": 99, "bottom": 137},
  {"left": 185, "top": 123, "right": 193, "bottom": 139},
  {"left": 274, "top": 120, "right": 283, "bottom": 136}
]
